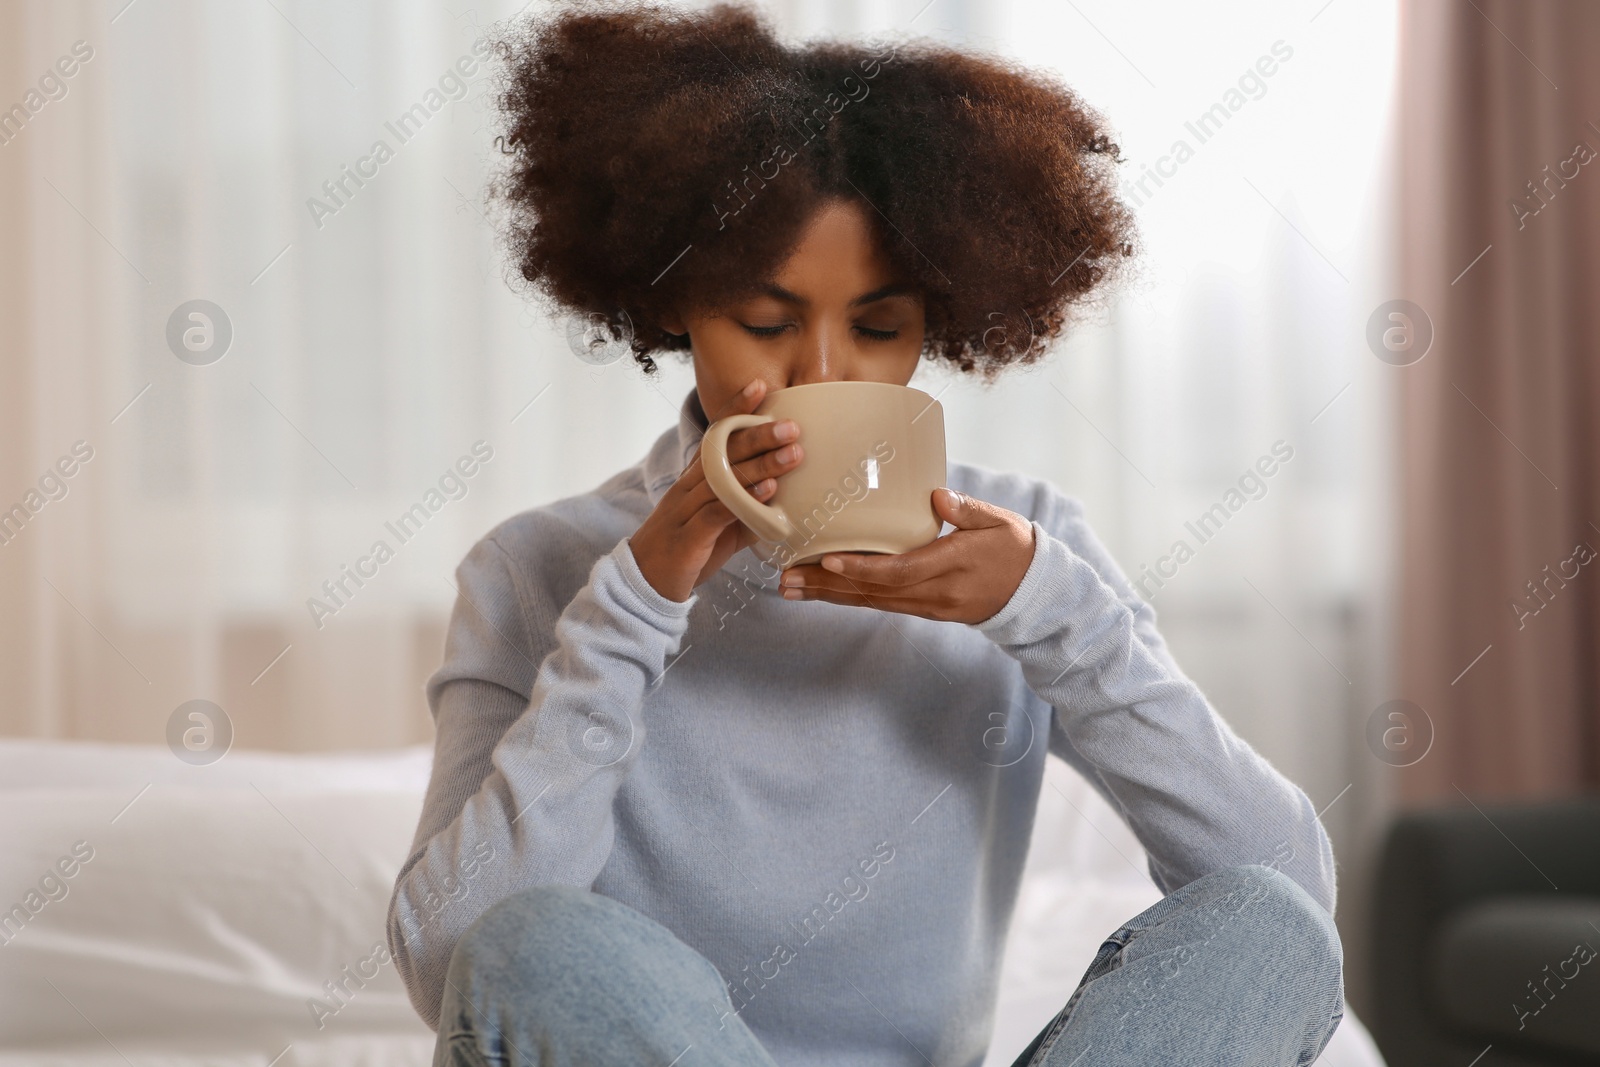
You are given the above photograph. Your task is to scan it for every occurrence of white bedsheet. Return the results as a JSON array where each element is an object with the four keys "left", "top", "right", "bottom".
[
  {"left": 0, "top": 741, "right": 1382, "bottom": 1066},
  {"left": 0, "top": 1035, "right": 432, "bottom": 1067}
]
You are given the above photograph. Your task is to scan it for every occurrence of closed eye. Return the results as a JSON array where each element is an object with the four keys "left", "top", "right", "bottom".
[{"left": 738, "top": 322, "right": 901, "bottom": 340}]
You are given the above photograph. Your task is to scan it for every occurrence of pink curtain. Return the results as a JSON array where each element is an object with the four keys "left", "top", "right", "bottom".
[{"left": 1398, "top": 0, "right": 1600, "bottom": 803}]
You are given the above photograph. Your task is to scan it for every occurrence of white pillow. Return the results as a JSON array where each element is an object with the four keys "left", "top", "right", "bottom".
[{"left": 0, "top": 786, "right": 430, "bottom": 1046}]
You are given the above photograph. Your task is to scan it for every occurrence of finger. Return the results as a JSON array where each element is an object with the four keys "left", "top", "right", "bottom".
[
  {"left": 729, "top": 439, "right": 802, "bottom": 489},
  {"left": 676, "top": 446, "right": 789, "bottom": 512},
  {"left": 675, "top": 379, "right": 769, "bottom": 489},
  {"left": 804, "top": 491, "right": 1014, "bottom": 585},
  {"left": 710, "top": 378, "right": 768, "bottom": 423},
  {"left": 782, "top": 566, "right": 933, "bottom": 602},
  {"left": 678, "top": 462, "right": 779, "bottom": 516},
  {"left": 811, "top": 537, "right": 959, "bottom": 588},
  {"left": 700, "top": 476, "right": 780, "bottom": 531},
  {"left": 780, "top": 563, "right": 890, "bottom": 593},
  {"left": 686, "top": 492, "right": 744, "bottom": 536},
  {"left": 932, "top": 487, "right": 1013, "bottom": 531},
  {"left": 725, "top": 417, "right": 800, "bottom": 464},
  {"left": 680, "top": 422, "right": 800, "bottom": 506},
  {"left": 782, "top": 583, "right": 948, "bottom": 621}
]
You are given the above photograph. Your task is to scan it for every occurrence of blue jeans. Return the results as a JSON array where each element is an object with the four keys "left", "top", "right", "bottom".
[{"left": 433, "top": 864, "right": 1344, "bottom": 1066}]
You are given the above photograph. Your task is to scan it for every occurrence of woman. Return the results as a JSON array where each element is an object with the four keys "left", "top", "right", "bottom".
[{"left": 388, "top": 4, "right": 1344, "bottom": 1065}]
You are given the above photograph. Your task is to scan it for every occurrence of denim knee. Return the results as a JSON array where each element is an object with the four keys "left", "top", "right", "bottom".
[
  {"left": 1200, "top": 866, "right": 1341, "bottom": 964},
  {"left": 438, "top": 886, "right": 771, "bottom": 1067},
  {"left": 1208, "top": 865, "right": 1344, "bottom": 1060},
  {"left": 1252, "top": 867, "right": 1338, "bottom": 963},
  {"left": 448, "top": 883, "right": 678, "bottom": 997}
]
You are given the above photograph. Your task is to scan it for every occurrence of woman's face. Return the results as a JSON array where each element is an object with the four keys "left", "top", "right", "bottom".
[{"left": 666, "top": 198, "right": 927, "bottom": 417}]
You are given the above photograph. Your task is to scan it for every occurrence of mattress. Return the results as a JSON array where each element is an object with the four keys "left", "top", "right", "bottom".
[{"left": 0, "top": 740, "right": 1383, "bottom": 1065}]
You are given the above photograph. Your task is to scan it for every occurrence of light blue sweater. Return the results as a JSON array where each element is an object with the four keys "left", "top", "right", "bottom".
[{"left": 388, "top": 387, "right": 1336, "bottom": 1064}]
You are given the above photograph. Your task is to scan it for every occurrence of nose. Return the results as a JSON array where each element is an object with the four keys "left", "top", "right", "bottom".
[{"left": 785, "top": 320, "right": 851, "bottom": 387}]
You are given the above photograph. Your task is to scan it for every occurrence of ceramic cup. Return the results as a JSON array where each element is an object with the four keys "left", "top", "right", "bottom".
[{"left": 699, "top": 381, "right": 946, "bottom": 566}]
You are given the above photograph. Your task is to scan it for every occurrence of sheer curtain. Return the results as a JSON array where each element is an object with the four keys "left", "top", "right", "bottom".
[
  {"left": 3, "top": 0, "right": 690, "bottom": 750},
  {"left": 933, "top": 0, "right": 1399, "bottom": 1010},
  {"left": 939, "top": 0, "right": 1398, "bottom": 830},
  {"left": 1, "top": 0, "right": 1396, "bottom": 996}
]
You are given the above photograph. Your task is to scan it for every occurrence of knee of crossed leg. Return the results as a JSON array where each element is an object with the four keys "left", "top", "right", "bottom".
[
  {"left": 1228, "top": 865, "right": 1344, "bottom": 999},
  {"left": 447, "top": 884, "right": 656, "bottom": 1003}
]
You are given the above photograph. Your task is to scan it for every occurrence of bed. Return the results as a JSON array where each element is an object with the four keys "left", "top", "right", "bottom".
[{"left": 0, "top": 739, "right": 1385, "bottom": 1065}]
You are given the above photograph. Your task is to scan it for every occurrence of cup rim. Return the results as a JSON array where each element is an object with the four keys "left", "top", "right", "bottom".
[{"left": 761, "top": 380, "right": 933, "bottom": 402}]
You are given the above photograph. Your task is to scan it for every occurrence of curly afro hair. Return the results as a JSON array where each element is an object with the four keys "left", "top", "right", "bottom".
[{"left": 489, "top": 1, "right": 1135, "bottom": 376}]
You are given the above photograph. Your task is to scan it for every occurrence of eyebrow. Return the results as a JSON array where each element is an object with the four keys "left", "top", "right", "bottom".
[
  {"left": 754, "top": 282, "right": 919, "bottom": 307},
  {"left": 851, "top": 283, "right": 919, "bottom": 307}
]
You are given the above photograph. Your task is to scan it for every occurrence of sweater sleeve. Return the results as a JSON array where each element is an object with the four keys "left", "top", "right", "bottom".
[
  {"left": 386, "top": 533, "right": 695, "bottom": 1030},
  {"left": 974, "top": 492, "right": 1337, "bottom": 915}
]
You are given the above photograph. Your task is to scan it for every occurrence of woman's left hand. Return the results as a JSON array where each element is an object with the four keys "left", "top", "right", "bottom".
[{"left": 779, "top": 488, "right": 1035, "bottom": 624}]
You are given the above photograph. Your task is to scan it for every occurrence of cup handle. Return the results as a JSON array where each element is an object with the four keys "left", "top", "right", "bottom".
[{"left": 699, "top": 414, "right": 795, "bottom": 543}]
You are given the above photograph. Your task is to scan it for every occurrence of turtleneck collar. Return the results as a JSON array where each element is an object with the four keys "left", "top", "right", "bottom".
[{"left": 641, "top": 386, "right": 710, "bottom": 508}]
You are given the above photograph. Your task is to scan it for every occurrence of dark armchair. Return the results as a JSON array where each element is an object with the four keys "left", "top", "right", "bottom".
[{"left": 1371, "top": 797, "right": 1600, "bottom": 1067}]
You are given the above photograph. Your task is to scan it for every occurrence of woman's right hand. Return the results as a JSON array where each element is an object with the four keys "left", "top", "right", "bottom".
[{"left": 630, "top": 379, "right": 805, "bottom": 603}]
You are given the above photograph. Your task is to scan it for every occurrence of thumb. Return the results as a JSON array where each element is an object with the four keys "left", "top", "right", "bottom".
[{"left": 933, "top": 487, "right": 1005, "bottom": 529}]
